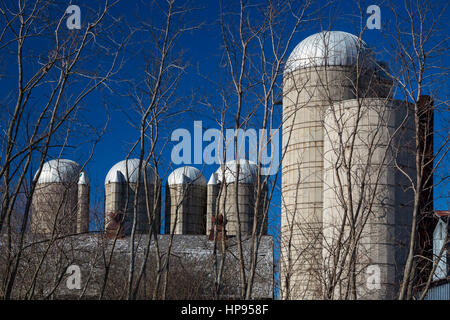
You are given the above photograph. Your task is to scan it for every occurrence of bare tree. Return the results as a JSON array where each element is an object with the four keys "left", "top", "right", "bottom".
[
  {"left": 215, "top": 0, "right": 325, "bottom": 299},
  {"left": 279, "top": 0, "right": 449, "bottom": 300},
  {"left": 115, "top": 0, "right": 201, "bottom": 300},
  {"left": 381, "top": 0, "right": 450, "bottom": 300},
  {"left": 0, "top": 0, "right": 126, "bottom": 299}
]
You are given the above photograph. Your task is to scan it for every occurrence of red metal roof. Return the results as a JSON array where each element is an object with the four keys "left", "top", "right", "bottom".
[{"left": 435, "top": 210, "right": 450, "bottom": 217}]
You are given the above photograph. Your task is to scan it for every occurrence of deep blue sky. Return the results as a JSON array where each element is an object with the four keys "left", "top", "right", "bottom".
[
  {"left": 1, "top": 0, "right": 448, "bottom": 235},
  {"left": 78, "top": 0, "right": 449, "bottom": 222}
]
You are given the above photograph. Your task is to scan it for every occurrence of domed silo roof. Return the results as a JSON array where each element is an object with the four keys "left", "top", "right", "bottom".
[
  {"left": 104, "top": 159, "right": 158, "bottom": 185},
  {"left": 78, "top": 171, "right": 89, "bottom": 185},
  {"left": 167, "top": 166, "right": 206, "bottom": 186},
  {"left": 208, "top": 172, "right": 218, "bottom": 185},
  {"left": 108, "top": 170, "right": 126, "bottom": 183},
  {"left": 285, "top": 31, "right": 375, "bottom": 73},
  {"left": 215, "top": 160, "right": 258, "bottom": 184},
  {"left": 35, "top": 159, "right": 82, "bottom": 184}
]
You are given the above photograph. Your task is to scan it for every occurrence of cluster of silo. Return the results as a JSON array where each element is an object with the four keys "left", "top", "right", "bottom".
[
  {"left": 104, "top": 159, "right": 161, "bottom": 237},
  {"left": 32, "top": 158, "right": 267, "bottom": 240},
  {"left": 32, "top": 159, "right": 89, "bottom": 235},
  {"left": 163, "top": 161, "right": 268, "bottom": 237},
  {"left": 281, "top": 31, "right": 413, "bottom": 299}
]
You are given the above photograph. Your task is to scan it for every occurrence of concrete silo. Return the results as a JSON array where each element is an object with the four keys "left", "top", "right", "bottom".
[
  {"left": 77, "top": 172, "right": 90, "bottom": 233},
  {"left": 104, "top": 159, "right": 161, "bottom": 237},
  {"left": 32, "top": 159, "right": 89, "bottom": 235},
  {"left": 208, "top": 160, "right": 267, "bottom": 237},
  {"left": 206, "top": 173, "right": 219, "bottom": 236},
  {"left": 281, "top": 31, "right": 391, "bottom": 299},
  {"left": 322, "top": 98, "right": 415, "bottom": 299},
  {"left": 165, "top": 166, "right": 207, "bottom": 234}
]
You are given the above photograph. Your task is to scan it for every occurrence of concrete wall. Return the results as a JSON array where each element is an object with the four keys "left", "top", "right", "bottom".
[
  {"left": 0, "top": 234, "right": 274, "bottom": 300},
  {"left": 322, "top": 98, "right": 414, "bottom": 299},
  {"left": 214, "top": 183, "right": 268, "bottom": 236},
  {"left": 206, "top": 183, "right": 219, "bottom": 235},
  {"left": 31, "top": 182, "right": 78, "bottom": 235},
  {"left": 77, "top": 183, "right": 90, "bottom": 234},
  {"left": 105, "top": 181, "right": 161, "bottom": 236}
]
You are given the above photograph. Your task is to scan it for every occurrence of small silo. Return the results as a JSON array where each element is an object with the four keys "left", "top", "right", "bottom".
[
  {"left": 32, "top": 159, "right": 89, "bottom": 236},
  {"left": 77, "top": 172, "right": 90, "bottom": 233},
  {"left": 165, "top": 166, "right": 207, "bottom": 234},
  {"left": 104, "top": 159, "right": 161, "bottom": 237},
  {"left": 206, "top": 173, "right": 219, "bottom": 235},
  {"left": 210, "top": 160, "right": 267, "bottom": 236}
]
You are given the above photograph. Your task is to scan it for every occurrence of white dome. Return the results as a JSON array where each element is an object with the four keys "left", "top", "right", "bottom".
[
  {"left": 285, "top": 31, "right": 374, "bottom": 72},
  {"left": 104, "top": 159, "right": 157, "bottom": 185},
  {"left": 78, "top": 171, "right": 89, "bottom": 185},
  {"left": 108, "top": 170, "right": 126, "bottom": 183},
  {"left": 208, "top": 172, "right": 218, "bottom": 185},
  {"left": 167, "top": 166, "right": 206, "bottom": 186},
  {"left": 215, "top": 160, "right": 258, "bottom": 184},
  {"left": 35, "top": 159, "right": 82, "bottom": 184}
]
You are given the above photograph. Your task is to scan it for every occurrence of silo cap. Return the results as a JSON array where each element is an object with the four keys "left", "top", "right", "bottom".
[
  {"left": 167, "top": 166, "right": 206, "bottom": 186},
  {"left": 285, "top": 31, "right": 376, "bottom": 73},
  {"left": 106, "top": 170, "right": 125, "bottom": 184},
  {"left": 208, "top": 173, "right": 218, "bottom": 185},
  {"left": 105, "top": 159, "right": 158, "bottom": 185},
  {"left": 35, "top": 159, "right": 81, "bottom": 184},
  {"left": 78, "top": 171, "right": 90, "bottom": 185},
  {"left": 215, "top": 159, "right": 258, "bottom": 184}
]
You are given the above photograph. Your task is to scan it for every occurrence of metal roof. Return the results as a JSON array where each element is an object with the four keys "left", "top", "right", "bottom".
[
  {"left": 285, "top": 31, "right": 374, "bottom": 72},
  {"left": 424, "top": 282, "right": 450, "bottom": 300},
  {"left": 215, "top": 160, "right": 258, "bottom": 184},
  {"left": 435, "top": 210, "right": 450, "bottom": 218},
  {"left": 208, "top": 172, "right": 218, "bottom": 185},
  {"left": 35, "top": 159, "right": 83, "bottom": 184},
  {"left": 105, "top": 159, "right": 158, "bottom": 185},
  {"left": 1, "top": 234, "right": 274, "bottom": 299},
  {"left": 78, "top": 171, "right": 89, "bottom": 185},
  {"left": 167, "top": 166, "right": 206, "bottom": 186}
]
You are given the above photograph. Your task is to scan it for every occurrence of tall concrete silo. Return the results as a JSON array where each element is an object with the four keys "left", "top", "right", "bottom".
[
  {"left": 322, "top": 98, "right": 415, "bottom": 299},
  {"left": 165, "top": 166, "right": 206, "bottom": 234},
  {"left": 32, "top": 159, "right": 89, "bottom": 236},
  {"left": 209, "top": 160, "right": 268, "bottom": 236},
  {"left": 281, "top": 31, "right": 390, "bottom": 299},
  {"left": 104, "top": 159, "right": 161, "bottom": 237}
]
